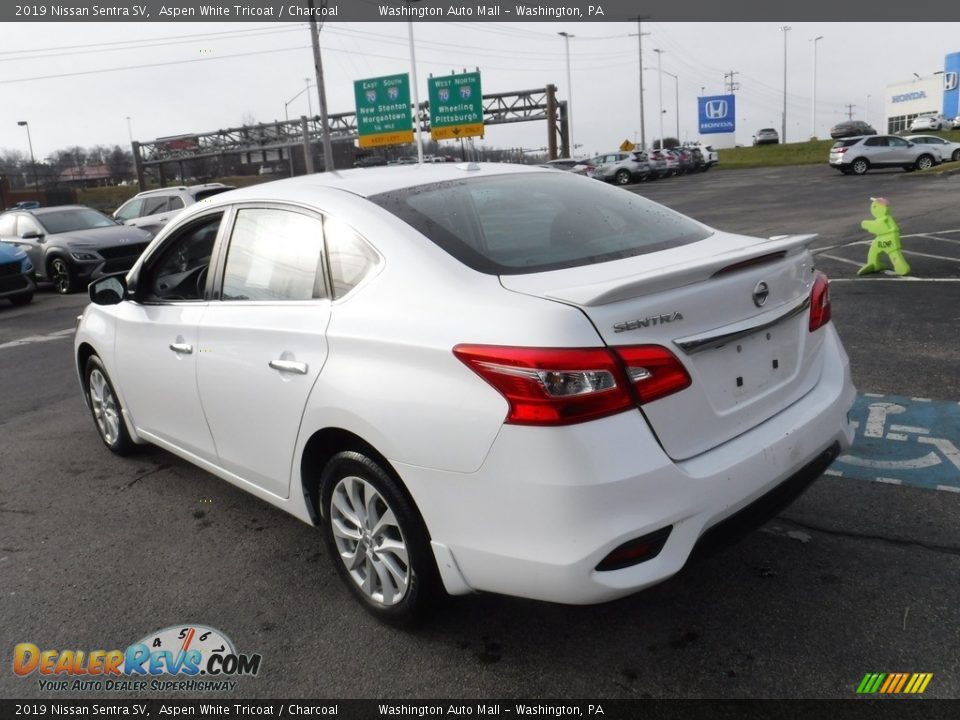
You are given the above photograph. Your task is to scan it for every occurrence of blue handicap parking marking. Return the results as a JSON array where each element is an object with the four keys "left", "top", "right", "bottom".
[{"left": 829, "top": 393, "right": 960, "bottom": 492}]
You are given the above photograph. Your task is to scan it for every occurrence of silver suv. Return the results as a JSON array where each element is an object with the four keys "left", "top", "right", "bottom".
[
  {"left": 589, "top": 151, "right": 651, "bottom": 185},
  {"left": 113, "top": 183, "right": 234, "bottom": 237},
  {"left": 829, "top": 135, "right": 939, "bottom": 175}
]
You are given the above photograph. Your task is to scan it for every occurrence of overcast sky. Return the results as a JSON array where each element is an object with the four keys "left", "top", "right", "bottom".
[{"left": 3, "top": 21, "right": 959, "bottom": 160}]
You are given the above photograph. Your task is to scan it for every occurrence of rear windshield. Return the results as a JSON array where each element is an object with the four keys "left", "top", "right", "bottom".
[
  {"left": 833, "top": 139, "right": 861, "bottom": 148},
  {"left": 369, "top": 172, "right": 712, "bottom": 275}
]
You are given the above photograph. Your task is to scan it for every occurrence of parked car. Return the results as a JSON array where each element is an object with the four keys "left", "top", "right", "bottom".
[
  {"left": 648, "top": 149, "right": 678, "bottom": 176},
  {"left": 685, "top": 142, "right": 719, "bottom": 169},
  {"left": 828, "top": 135, "right": 939, "bottom": 175},
  {"left": 113, "top": 184, "right": 234, "bottom": 238},
  {"left": 0, "top": 206, "right": 152, "bottom": 294},
  {"left": 830, "top": 120, "right": 877, "bottom": 139},
  {"left": 0, "top": 236, "right": 35, "bottom": 305},
  {"left": 904, "top": 134, "right": 960, "bottom": 162},
  {"left": 12, "top": 200, "right": 40, "bottom": 210},
  {"left": 908, "top": 114, "right": 953, "bottom": 132},
  {"left": 589, "top": 151, "right": 650, "bottom": 185},
  {"left": 544, "top": 158, "right": 584, "bottom": 171},
  {"left": 753, "top": 128, "right": 780, "bottom": 146},
  {"left": 668, "top": 148, "right": 695, "bottom": 175},
  {"left": 75, "top": 163, "right": 855, "bottom": 624},
  {"left": 353, "top": 155, "right": 388, "bottom": 168}
]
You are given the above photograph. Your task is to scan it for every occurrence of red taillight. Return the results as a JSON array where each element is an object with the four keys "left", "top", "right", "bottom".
[
  {"left": 833, "top": 147, "right": 847, "bottom": 154},
  {"left": 615, "top": 345, "right": 692, "bottom": 404},
  {"left": 809, "top": 271, "right": 832, "bottom": 331},
  {"left": 453, "top": 344, "right": 690, "bottom": 426}
]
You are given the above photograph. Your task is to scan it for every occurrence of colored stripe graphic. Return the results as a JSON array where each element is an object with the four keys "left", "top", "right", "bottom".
[{"left": 857, "top": 672, "right": 932, "bottom": 694}]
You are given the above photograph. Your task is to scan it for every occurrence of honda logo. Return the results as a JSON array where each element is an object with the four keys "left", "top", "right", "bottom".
[
  {"left": 945, "top": 72, "right": 959, "bottom": 92},
  {"left": 705, "top": 100, "right": 728, "bottom": 119}
]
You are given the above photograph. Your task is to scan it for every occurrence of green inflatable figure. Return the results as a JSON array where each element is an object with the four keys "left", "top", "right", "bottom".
[{"left": 858, "top": 197, "right": 911, "bottom": 276}]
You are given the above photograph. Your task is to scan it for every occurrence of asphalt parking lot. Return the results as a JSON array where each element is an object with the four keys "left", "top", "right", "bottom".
[{"left": 1, "top": 164, "right": 958, "bottom": 701}]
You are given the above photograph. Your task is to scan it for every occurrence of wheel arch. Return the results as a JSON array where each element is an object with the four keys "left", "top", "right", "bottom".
[
  {"left": 77, "top": 342, "right": 98, "bottom": 396},
  {"left": 299, "top": 427, "right": 429, "bottom": 537}
]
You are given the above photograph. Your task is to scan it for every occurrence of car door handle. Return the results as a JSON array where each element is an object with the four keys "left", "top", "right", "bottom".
[
  {"left": 169, "top": 342, "right": 193, "bottom": 355},
  {"left": 269, "top": 359, "right": 308, "bottom": 375}
]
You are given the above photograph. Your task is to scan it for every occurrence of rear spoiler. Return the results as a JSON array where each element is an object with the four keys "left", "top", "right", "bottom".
[{"left": 545, "top": 234, "right": 818, "bottom": 307}]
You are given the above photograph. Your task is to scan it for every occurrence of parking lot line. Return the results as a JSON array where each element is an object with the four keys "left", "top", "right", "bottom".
[
  {"left": 0, "top": 328, "right": 73, "bottom": 351},
  {"left": 914, "top": 233, "right": 960, "bottom": 246},
  {"left": 901, "top": 249, "right": 960, "bottom": 262}
]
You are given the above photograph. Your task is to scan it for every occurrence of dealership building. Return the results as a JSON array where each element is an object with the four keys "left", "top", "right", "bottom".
[{"left": 884, "top": 52, "right": 960, "bottom": 133}]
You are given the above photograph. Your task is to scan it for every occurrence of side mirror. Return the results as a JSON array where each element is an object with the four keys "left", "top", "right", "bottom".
[
  {"left": 89, "top": 274, "right": 127, "bottom": 305},
  {"left": 21, "top": 230, "right": 43, "bottom": 240}
]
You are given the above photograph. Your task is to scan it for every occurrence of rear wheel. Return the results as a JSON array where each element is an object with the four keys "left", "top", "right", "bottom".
[
  {"left": 850, "top": 158, "right": 870, "bottom": 175},
  {"left": 85, "top": 356, "right": 136, "bottom": 455},
  {"left": 614, "top": 169, "right": 632, "bottom": 185},
  {"left": 320, "top": 451, "right": 440, "bottom": 625},
  {"left": 915, "top": 154, "right": 935, "bottom": 171},
  {"left": 49, "top": 257, "right": 76, "bottom": 295}
]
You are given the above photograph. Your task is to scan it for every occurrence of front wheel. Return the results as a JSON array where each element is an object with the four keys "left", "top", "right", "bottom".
[
  {"left": 915, "top": 154, "right": 935, "bottom": 171},
  {"left": 952, "top": 149, "right": 960, "bottom": 162},
  {"left": 49, "top": 257, "right": 76, "bottom": 294},
  {"left": 320, "top": 451, "right": 441, "bottom": 625},
  {"left": 85, "top": 356, "right": 136, "bottom": 455},
  {"left": 614, "top": 169, "right": 632, "bottom": 185}
]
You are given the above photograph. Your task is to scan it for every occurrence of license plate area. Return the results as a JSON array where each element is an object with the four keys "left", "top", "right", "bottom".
[{"left": 694, "top": 326, "right": 801, "bottom": 410}]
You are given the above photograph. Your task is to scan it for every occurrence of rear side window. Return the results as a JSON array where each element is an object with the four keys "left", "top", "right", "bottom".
[
  {"left": 194, "top": 187, "right": 233, "bottom": 202},
  {"left": 370, "top": 172, "right": 712, "bottom": 275},
  {"left": 833, "top": 139, "right": 861, "bottom": 149},
  {"left": 221, "top": 208, "right": 324, "bottom": 302}
]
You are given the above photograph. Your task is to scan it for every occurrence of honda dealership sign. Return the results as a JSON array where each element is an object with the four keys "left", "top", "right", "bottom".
[{"left": 698, "top": 94, "right": 736, "bottom": 134}]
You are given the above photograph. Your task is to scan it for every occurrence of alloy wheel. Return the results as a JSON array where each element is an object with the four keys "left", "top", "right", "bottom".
[
  {"left": 50, "top": 258, "right": 72, "bottom": 294},
  {"left": 88, "top": 368, "right": 120, "bottom": 446},
  {"left": 329, "top": 475, "right": 410, "bottom": 606}
]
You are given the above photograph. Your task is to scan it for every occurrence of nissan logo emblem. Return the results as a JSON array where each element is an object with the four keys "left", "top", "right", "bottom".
[{"left": 753, "top": 281, "right": 769, "bottom": 307}]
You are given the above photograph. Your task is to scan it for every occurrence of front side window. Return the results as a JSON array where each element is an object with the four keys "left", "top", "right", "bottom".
[
  {"left": 221, "top": 208, "right": 324, "bottom": 302},
  {"left": 142, "top": 195, "right": 170, "bottom": 216},
  {"left": 370, "top": 172, "right": 712, "bottom": 275},
  {"left": 144, "top": 214, "right": 222, "bottom": 301}
]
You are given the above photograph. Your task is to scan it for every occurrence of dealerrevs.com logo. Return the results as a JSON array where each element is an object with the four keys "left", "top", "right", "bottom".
[{"left": 13, "top": 624, "right": 262, "bottom": 692}]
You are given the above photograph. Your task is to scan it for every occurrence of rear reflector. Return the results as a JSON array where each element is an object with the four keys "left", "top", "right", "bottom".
[
  {"left": 596, "top": 526, "right": 673, "bottom": 571},
  {"left": 453, "top": 344, "right": 691, "bottom": 426},
  {"left": 809, "top": 271, "right": 832, "bottom": 331}
]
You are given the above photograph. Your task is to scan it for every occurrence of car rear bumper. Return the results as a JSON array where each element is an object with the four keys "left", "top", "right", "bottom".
[{"left": 402, "top": 325, "right": 855, "bottom": 605}]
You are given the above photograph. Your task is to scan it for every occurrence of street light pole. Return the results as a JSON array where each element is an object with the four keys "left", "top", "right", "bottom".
[
  {"left": 811, "top": 35, "right": 823, "bottom": 139},
  {"left": 780, "top": 26, "right": 791, "bottom": 143},
  {"left": 630, "top": 17, "right": 650, "bottom": 151},
  {"left": 17, "top": 121, "right": 38, "bottom": 191},
  {"left": 558, "top": 31, "right": 575, "bottom": 156},
  {"left": 663, "top": 70, "right": 679, "bottom": 142},
  {"left": 653, "top": 48, "right": 664, "bottom": 149}
]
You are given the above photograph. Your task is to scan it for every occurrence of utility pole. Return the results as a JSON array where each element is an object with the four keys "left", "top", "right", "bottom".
[
  {"left": 630, "top": 17, "right": 651, "bottom": 151},
  {"left": 779, "top": 26, "right": 791, "bottom": 143},
  {"left": 308, "top": 0, "right": 334, "bottom": 172},
  {"left": 654, "top": 48, "right": 664, "bottom": 149},
  {"left": 408, "top": 21, "right": 425, "bottom": 163},
  {"left": 845, "top": 104, "right": 856, "bottom": 120},
  {"left": 723, "top": 71, "right": 740, "bottom": 93},
  {"left": 811, "top": 36, "right": 823, "bottom": 139}
]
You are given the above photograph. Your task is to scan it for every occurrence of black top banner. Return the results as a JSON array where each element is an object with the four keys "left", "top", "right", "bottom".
[{"left": 3, "top": 0, "right": 960, "bottom": 22}]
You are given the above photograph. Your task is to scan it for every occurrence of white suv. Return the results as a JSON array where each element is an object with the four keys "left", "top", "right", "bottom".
[{"left": 113, "top": 183, "right": 234, "bottom": 237}]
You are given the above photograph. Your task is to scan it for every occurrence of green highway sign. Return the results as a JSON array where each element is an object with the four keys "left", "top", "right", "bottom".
[
  {"left": 427, "top": 72, "right": 484, "bottom": 141},
  {"left": 353, "top": 73, "right": 414, "bottom": 148}
]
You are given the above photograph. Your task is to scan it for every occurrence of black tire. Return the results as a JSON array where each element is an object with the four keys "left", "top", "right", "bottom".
[
  {"left": 84, "top": 355, "right": 136, "bottom": 455},
  {"left": 915, "top": 154, "right": 935, "bottom": 171},
  {"left": 319, "top": 451, "right": 441, "bottom": 626},
  {"left": 850, "top": 158, "right": 870, "bottom": 175},
  {"left": 614, "top": 169, "right": 632, "bottom": 185},
  {"left": 952, "top": 149, "right": 960, "bottom": 162},
  {"left": 10, "top": 292, "right": 33, "bottom": 306},
  {"left": 48, "top": 256, "right": 76, "bottom": 295}
]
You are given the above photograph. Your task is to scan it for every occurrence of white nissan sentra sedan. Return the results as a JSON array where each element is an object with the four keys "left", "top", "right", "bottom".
[{"left": 75, "top": 163, "right": 855, "bottom": 624}]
